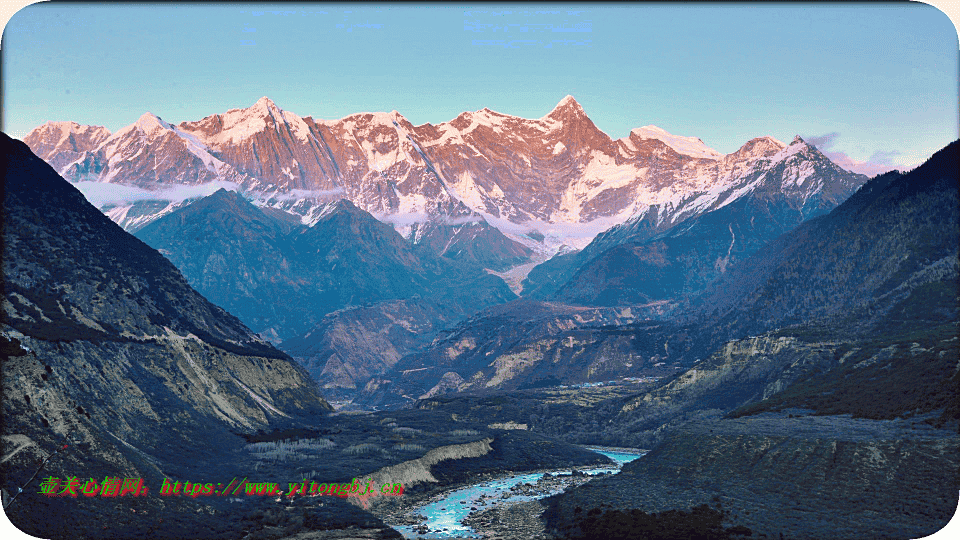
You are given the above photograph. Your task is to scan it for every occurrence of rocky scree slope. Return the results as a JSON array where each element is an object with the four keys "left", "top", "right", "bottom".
[
  {"left": 355, "top": 300, "right": 687, "bottom": 408},
  {"left": 280, "top": 298, "right": 463, "bottom": 400}
]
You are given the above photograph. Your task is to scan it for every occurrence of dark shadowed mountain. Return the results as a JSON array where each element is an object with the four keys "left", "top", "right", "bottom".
[
  {"left": 570, "top": 141, "right": 959, "bottom": 431},
  {"left": 650, "top": 141, "right": 960, "bottom": 424},
  {"left": 559, "top": 141, "right": 960, "bottom": 441},
  {"left": 134, "top": 189, "right": 517, "bottom": 342},
  {"left": 133, "top": 188, "right": 303, "bottom": 340},
  {"left": 691, "top": 140, "right": 958, "bottom": 342},
  {"left": 407, "top": 218, "right": 533, "bottom": 272}
]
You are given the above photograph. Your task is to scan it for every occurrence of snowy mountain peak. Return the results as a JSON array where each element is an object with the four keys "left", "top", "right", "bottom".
[
  {"left": 38, "top": 120, "right": 82, "bottom": 133},
  {"left": 179, "top": 97, "right": 295, "bottom": 146},
  {"left": 135, "top": 112, "right": 172, "bottom": 135},
  {"left": 760, "top": 135, "right": 786, "bottom": 147},
  {"left": 629, "top": 125, "right": 722, "bottom": 160},
  {"left": 734, "top": 136, "right": 787, "bottom": 159},
  {"left": 27, "top": 121, "right": 112, "bottom": 144},
  {"left": 546, "top": 95, "right": 584, "bottom": 119},
  {"left": 769, "top": 135, "right": 822, "bottom": 164},
  {"left": 246, "top": 97, "right": 286, "bottom": 122},
  {"left": 253, "top": 96, "right": 280, "bottom": 112},
  {"left": 634, "top": 125, "right": 669, "bottom": 136},
  {"left": 22, "top": 121, "right": 112, "bottom": 173}
]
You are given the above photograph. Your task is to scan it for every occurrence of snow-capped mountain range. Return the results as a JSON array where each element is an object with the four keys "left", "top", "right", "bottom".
[{"left": 24, "top": 96, "right": 866, "bottom": 267}]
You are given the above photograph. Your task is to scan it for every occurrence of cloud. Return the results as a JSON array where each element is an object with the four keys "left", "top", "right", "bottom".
[
  {"left": 373, "top": 212, "right": 483, "bottom": 227},
  {"left": 804, "top": 132, "right": 902, "bottom": 177},
  {"left": 441, "top": 215, "right": 484, "bottom": 226},
  {"left": 258, "top": 187, "right": 346, "bottom": 201},
  {"left": 73, "top": 182, "right": 351, "bottom": 208},
  {"left": 805, "top": 132, "right": 840, "bottom": 150},
  {"left": 73, "top": 180, "right": 240, "bottom": 207},
  {"left": 374, "top": 211, "right": 429, "bottom": 227}
]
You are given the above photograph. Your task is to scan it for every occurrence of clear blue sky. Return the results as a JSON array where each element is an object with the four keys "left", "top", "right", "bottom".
[{"left": 2, "top": 3, "right": 957, "bottom": 172}]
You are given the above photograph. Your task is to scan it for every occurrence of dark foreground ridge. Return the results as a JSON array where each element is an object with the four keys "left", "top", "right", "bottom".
[{"left": 0, "top": 131, "right": 335, "bottom": 538}]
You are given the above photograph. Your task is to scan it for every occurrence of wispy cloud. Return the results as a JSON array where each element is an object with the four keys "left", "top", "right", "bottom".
[
  {"left": 73, "top": 180, "right": 241, "bottom": 207},
  {"left": 374, "top": 211, "right": 429, "bottom": 227},
  {"left": 374, "top": 212, "right": 483, "bottom": 227},
  {"left": 805, "top": 132, "right": 902, "bottom": 177},
  {"left": 258, "top": 188, "right": 346, "bottom": 201},
  {"left": 441, "top": 215, "right": 484, "bottom": 225}
]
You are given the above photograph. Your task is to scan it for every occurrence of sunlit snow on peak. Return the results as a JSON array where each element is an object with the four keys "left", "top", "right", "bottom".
[
  {"left": 134, "top": 112, "right": 173, "bottom": 135},
  {"left": 629, "top": 125, "right": 722, "bottom": 160}
]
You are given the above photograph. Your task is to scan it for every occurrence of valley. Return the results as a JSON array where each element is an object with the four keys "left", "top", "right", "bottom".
[{"left": 6, "top": 96, "right": 958, "bottom": 539}]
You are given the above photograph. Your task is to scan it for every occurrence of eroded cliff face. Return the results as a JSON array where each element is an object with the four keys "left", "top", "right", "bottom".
[
  {"left": 281, "top": 299, "right": 462, "bottom": 400},
  {"left": 358, "top": 301, "right": 687, "bottom": 407},
  {"left": 543, "top": 416, "right": 959, "bottom": 539},
  {"left": 5, "top": 334, "right": 327, "bottom": 444},
  {"left": 620, "top": 334, "right": 837, "bottom": 416},
  {"left": 1, "top": 332, "right": 332, "bottom": 534}
]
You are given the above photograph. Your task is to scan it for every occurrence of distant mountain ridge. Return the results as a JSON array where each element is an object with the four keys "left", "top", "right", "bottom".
[
  {"left": 530, "top": 135, "right": 868, "bottom": 304},
  {"left": 25, "top": 96, "right": 866, "bottom": 272},
  {"left": 23, "top": 99, "right": 872, "bottom": 404}
]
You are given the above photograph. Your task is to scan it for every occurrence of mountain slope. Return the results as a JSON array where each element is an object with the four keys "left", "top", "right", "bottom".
[
  {"left": 525, "top": 136, "right": 867, "bottom": 302},
  {"left": 132, "top": 188, "right": 305, "bottom": 340},
  {"left": 597, "top": 141, "right": 960, "bottom": 433},
  {"left": 280, "top": 298, "right": 462, "bottom": 400},
  {"left": 539, "top": 142, "right": 959, "bottom": 540},
  {"left": 1, "top": 132, "right": 332, "bottom": 536},
  {"left": 355, "top": 300, "right": 687, "bottom": 408},
  {"left": 363, "top": 141, "right": 952, "bottom": 410},
  {"left": 692, "top": 140, "right": 959, "bottom": 340},
  {"left": 134, "top": 190, "right": 518, "bottom": 342}
]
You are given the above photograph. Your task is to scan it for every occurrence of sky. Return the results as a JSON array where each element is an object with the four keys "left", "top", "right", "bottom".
[{"left": 1, "top": 2, "right": 958, "bottom": 175}]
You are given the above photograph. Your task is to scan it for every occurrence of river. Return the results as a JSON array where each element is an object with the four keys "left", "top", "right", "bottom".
[{"left": 389, "top": 446, "right": 646, "bottom": 539}]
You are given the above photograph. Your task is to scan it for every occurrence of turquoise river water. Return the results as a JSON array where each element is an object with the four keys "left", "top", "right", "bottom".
[{"left": 391, "top": 446, "right": 646, "bottom": 539}]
